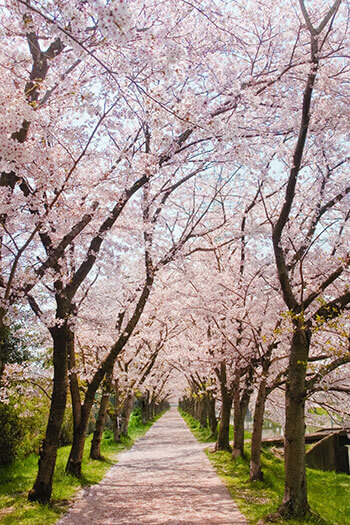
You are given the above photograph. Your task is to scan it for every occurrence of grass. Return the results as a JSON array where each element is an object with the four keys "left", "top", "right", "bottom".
[
  {"left": 179, "top": 411, "right": 217, "bottom": 442},
  {"left": 180, "top": 410, "right": 350, "bottom": 525},
  {"left": 179, "top": 409, "right": 252, "bottom": 443},
  {"left": 0, "top": 410, "right": 164, "bottom": 525}
]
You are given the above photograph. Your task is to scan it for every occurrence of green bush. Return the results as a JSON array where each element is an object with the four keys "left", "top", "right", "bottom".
[
  {"left": 128, "top": 407, "right": 142, "bottom": 431},
  {"left": 10, "top": 389, "right": 51, "bottom": 459},
  {"left": 0, "top": 387, "right": 51, "bottom": 462},
  {"left": 0, "top": 402, "right": 23, "bottom": 466},
  {"left": 103, "top": 428, "right": 114, "bottom": 441}
]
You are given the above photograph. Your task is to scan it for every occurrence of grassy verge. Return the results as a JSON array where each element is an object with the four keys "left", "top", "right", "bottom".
[
  {"left": 0, "top": 410, "right": 165, "bottom": 525},
  {"left": 179, "top": 409, "right": 252, "bottom": 442},
  {"left": 179, "top": 410, "right": 217, "bottom": 442},
  {"left": 180, "top": 409, "right": 350, "bottom": 525}
]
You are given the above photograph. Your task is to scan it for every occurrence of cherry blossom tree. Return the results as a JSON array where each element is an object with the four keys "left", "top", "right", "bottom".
[{"left": 262, "top": 0, "right": 350, "bottom": 517}]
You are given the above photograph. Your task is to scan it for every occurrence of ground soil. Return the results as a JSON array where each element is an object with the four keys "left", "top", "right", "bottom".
[{"left": 58, "top": 407, "right": 246, "bottom": 524}]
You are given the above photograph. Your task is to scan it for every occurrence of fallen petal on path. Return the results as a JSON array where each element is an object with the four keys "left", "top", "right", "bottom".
[{"left": 58, "top": 408, "right": 247, "bottom": 525}]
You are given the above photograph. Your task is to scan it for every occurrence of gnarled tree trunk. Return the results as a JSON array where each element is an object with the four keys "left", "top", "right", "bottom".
[
  {"left": 28, "top": 319, "right": 69, "bottom": 503},
  {"left": 278, "top": 326, "right": 311, "bottom": 518}
]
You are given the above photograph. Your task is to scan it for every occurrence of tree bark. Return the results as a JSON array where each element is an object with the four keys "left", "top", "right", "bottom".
[
  {"left": 113, "top": 379, "right": 122, "bottom": 442},
  {"left": 149, "top": 398, "right": 156, "bottom": 420},
  {"left": 65, "top": 341, "right": 105, "bottom": 477},
  {"left": 216, "top": 392, "right": 232, "bottom": 451},
  {"left": 250, "top": 375, "right": 267, "bottom": 481},
  {"left": 65, "top": 397, "right": 94, "bottom": 477},
  {"left": 198, "top": 396, "right": 208, "bottom": 428},
  {"left": 0, "top": 356, "right": 4, "bottom": 386},
  {"left": 0, "top": 312, "right": 6, "bottom": 385},
  {"left": 121, "top": 392, "right": 134, "bottom": 436},
  {"left": 65, "top": 326, "right": 85, "bottom": 476},
  {"left": 215, "top": 363, "right": 233, "bottom": 451},
  {"left": 90, "top": 372, "right": 112, "bottom": 460},
  {"left": 141, "top": 392, "right": 150, "bottom": 425},
  {"left": 113, "top": 413, "right": 122, "bottom": 442},
  {"left": 232, "top": 401, "right": 247, "bottom": 458},
  {"left": 67, "top": 327, "right": 82, "bottom": 444},
  {"left": 232, "top": 373, "right": 251, "bottom": 459},
  {"left": 278, "top": 326, "right": 311, "bottom": 518},
  {"left": 65, "top": 357, "right": 111, "bottom": 477},
  {"left": 208, "top": 394, "right": 217, "bottom": 438},
  {"left": 28, "top": 320, "right": 69, "bottom": 503}
]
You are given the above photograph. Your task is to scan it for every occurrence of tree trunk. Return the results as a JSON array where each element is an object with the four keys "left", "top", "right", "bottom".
[
  {"left": 232, "top": 365, "right": 253, "bottom": 459},
  {"left": 147, "top": 396, "right": 154, "bottom": 422},
  {"left": 198, "top": 396, "right": 208, "bottom": 428},
  {"left": 66, "top": 400, "right": 93, "bottom": 477},
  {"left": 215, "top": 362, "right": 233, "bottom": 452},
  {"left": 28, "top": 322, "right": 69, "bottom": 503},
  {"left": 190, "top": 397, "right": 195, "bottom": 417},
  {"left": 65, "top": 360, "right": 110, "bottom": 477},
  {"left": 64, "top": 327, "right": 84, "bottom": 477},
  {"left": 113, "top": 410, "right": 122, "bottom": 442},
  {"left": 250, "top": 375, "right": 267, "bottom": 481},
  {"left": 0, "top": 358, "right": 4, "bottom": 385},
  {"left": 215, "top": 391, "right": 232, "bottom": 451},
  {"left": 232, "top": 406, "right": 246, "bottom": 458},
  {"left": 90, "top": 373, "right": 112, "bottom": 460},
  {"left": 232, "top": 389, "right": 250, "bottom": 459},
  {"left": 141, "top": 392, "right": 150, "bottom": 425},
  {"left": 149, "top": 398, "right": 156, "bottom": 420},
  {"left": 208, "top": 394, "right": 217, "bottom": 438},
  {"left": 66, "top": 350, "right": 104, "bottom": 477},
  {"left": 121, "top": 392, "right": 134, "bottom": 436},
  {"left": 67, "top": 327, "right": 82, "bottom": 445},
  {"left": 113, "top": 379, "right": 122, "bottom": 442},
  {"left": 0, "top": 313, "right": 5, "bottom": 385},
  {"left": 277, "top": 326, "right": 311, "bottom": 518}
]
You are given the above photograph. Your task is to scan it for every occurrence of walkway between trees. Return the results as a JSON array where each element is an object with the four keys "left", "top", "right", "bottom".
[{"left": 58, "top": 407, "right": 246, "bottom": 524}]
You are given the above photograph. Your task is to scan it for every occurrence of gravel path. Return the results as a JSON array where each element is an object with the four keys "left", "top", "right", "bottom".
[{"left": 58, "top": 408, "right": 247, "bottom": 524}]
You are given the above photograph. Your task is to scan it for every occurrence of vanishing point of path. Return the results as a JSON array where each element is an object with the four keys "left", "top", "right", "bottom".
[{"left": 58, "top": 408, "right": 247, "bottom": 525}]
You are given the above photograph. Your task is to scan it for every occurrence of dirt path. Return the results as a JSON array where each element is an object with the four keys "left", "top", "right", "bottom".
[{"left": 58, "top": 408, "right": 247, "bottom": 524}]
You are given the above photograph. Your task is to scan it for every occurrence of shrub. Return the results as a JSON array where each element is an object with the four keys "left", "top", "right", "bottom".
[
  {"left": 0, "top": 402, "right": 23, "bottom": 466},
  {"left": 128, "top": 407, "right": 142, "bottom": 431}
]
